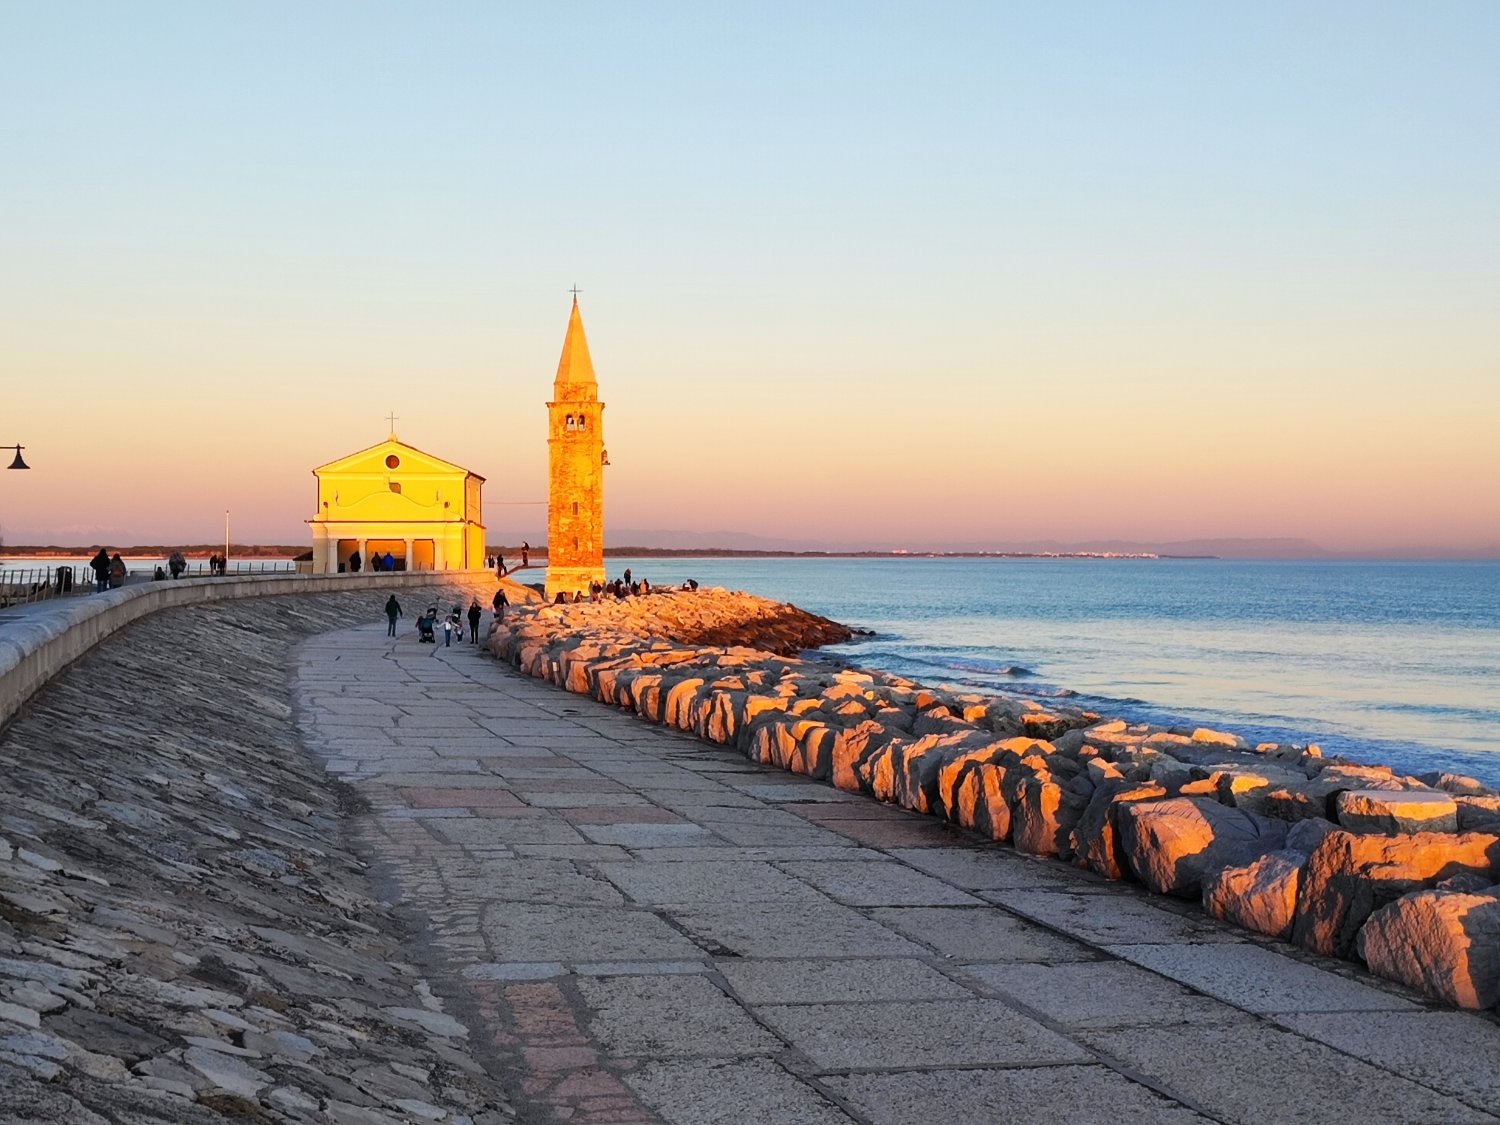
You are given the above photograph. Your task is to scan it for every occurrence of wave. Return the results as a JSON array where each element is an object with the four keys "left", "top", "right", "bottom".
[{"left": 850, "top": 649, "right": 1034, "bottom": 678}]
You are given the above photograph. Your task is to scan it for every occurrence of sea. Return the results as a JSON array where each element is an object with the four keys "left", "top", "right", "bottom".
[{"left": 606, "top": 556, "right": 1500, "bottom": 787}]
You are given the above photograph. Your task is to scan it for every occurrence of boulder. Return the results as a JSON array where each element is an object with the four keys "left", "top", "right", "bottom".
[
  {"left": 1417, "top": 771, "right": 1490, "bottom": 796},
  {"left": 1117, "top": 797, "right": 1289, "bottom": 898},
  {"left": 830, "top": 720, "right": 898, "bottom": 794},
  {"left": 1357, "top": 887, "right": 1500, "bottom": 1008},
  {"left": 1068, "top": 782, "right": 1168, "bottom": 881},
  {"left": 890, "top": 732, "right": 995, "bottom": 815},
  {"left": 1456, "top": 795, "right": 1500, "bottom": 832},
  {"left": 949, "top": 762, "right": 1011, "bottom": 842},
  {"left": 1291, "top": 830, "right": 1500, "bottom": 958},
  {"left": 1012, "top": 775, "right": 1085, "bottom": 858},
  {"left": 1335, "top": 789, "right": 1458, "bottom": 835},
  {"left": 1191, "top": 727, "right": 1248, "bottom": 749},
  {"left": 1202, "top": 851, "right": 1303, "bottom": 939}
]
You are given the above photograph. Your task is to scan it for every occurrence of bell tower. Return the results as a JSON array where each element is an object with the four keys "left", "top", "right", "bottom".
[{"left": 545, "top": 294, "right": 607, "bottom": 599}]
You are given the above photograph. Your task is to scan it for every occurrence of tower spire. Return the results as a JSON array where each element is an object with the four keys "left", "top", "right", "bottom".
[{"left": 554, "top": 293, "right": 597, "bottom": 392}]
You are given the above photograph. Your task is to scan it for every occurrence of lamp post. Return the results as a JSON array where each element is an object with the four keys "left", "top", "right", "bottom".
[{"left": 5, "top": 444, "right": 28, "bottom": 470}]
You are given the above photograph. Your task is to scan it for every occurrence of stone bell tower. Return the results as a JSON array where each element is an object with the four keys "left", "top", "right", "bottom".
[{"left": 545, "top": 295, "right": 607, "bottom": 599}]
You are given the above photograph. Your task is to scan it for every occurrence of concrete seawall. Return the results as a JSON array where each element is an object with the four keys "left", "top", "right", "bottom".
[{"left": 0, "top": 569, "right": 503, "bottom": 729}]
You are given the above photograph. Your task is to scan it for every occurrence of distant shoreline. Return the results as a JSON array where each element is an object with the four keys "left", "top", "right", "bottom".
[{"left": 1, "top": 545, "right": 1203, "bottom": 563}]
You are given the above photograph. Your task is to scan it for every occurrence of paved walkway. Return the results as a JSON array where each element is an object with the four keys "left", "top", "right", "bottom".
[{"left": 294, "top": 622, "right": 1500, "bottom": 1125}]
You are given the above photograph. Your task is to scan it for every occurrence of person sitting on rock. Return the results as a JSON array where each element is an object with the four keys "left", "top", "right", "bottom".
[{"left": 492, "top": 587, "right": 509, "bottom": 621}]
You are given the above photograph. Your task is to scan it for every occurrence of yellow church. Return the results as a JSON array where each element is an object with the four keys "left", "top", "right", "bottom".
[{"left": 307, "top": 434, "right": 486, "bottom": 573}]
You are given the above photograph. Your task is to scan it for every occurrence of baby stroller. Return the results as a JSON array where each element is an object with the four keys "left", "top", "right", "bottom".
[{"left": 417, "top": 608, "right": 437, "bottom": 643}]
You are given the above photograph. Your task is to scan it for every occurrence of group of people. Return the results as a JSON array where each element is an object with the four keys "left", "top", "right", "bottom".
[
  {"left": 385, "top": 594, "right": 497, "bottom": 647},
  {"left": 350, "top": 549, "right": 401, "bottom": 572},
  {"left": 88, "top": 549, "right": 128, "bottom": 592},
  {"left": 549, "top": 568, "right": 697, "bottom": 604},
  {"left": 347, "top": 549, "right": 400, "bottom": 573},
  {"left": 99, "top": 549, "right": 232, "bottom": 588}
]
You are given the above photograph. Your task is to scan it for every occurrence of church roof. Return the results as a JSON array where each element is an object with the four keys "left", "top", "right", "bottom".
[
  {"left": 554, "top": 296, "right": 597, "bottom": 390},
  {"left": 312, "top": 436, "right": 486, "bottom": 480}
]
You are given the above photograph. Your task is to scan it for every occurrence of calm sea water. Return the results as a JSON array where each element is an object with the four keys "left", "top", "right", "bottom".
[{"left": 608, "top": 557, "right": 1500, "bottom": 786}]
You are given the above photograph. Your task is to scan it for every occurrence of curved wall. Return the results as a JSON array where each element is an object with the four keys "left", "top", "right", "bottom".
[{"left": 0, "top": 570, "right": 498, "bottom": 728}]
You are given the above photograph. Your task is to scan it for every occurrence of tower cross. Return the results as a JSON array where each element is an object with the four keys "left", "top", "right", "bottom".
[{"left": 569, "top": 285, "right": 582, "bottom": 299}]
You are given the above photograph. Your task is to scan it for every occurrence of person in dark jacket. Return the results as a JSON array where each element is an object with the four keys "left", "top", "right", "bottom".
[
  {"left": 90, "top": 548, "right": 110, "bottom": 593},
  {"left": 467, "top": 599, "right": 483, "bottom": 643},
  {"left": 384, "top": 594, "right": 402, "bottom": 637}
]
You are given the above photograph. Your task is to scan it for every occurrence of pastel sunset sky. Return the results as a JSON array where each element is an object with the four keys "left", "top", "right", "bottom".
[{"left": 3, "top": 3, "right": 1497, "bottom": 554}]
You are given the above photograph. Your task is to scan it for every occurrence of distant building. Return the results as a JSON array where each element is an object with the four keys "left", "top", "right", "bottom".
[
  {"left": 546, "top": 296, "right": 607, "bottom": 599},
  {"left": 307, "top": 434, "right": 485, "bottom": 574}
]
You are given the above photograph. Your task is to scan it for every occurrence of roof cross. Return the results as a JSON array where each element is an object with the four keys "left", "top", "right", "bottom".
[{"left": 386, "top": 411, "right": 398, "bottom": 438}]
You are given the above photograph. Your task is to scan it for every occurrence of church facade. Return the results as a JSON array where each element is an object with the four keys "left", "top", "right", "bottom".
[
  {"left": 546, "top": 297, "right": 607, "bottom": 599},
  {"left": 307, "top": 436, "right": 485, "bottom": 574}
]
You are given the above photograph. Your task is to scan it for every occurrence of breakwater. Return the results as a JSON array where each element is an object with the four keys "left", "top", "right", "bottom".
[
  {"left": 490, "top": 588, "right": 1500, "bottom": 1011},
  {"left": 0, "top": 583, "right": 515, "bottom": 1123}
]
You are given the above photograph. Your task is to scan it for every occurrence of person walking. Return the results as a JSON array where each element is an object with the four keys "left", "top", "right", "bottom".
[
  {"left": 384, "top": 594, "right": 402, "bottom": 637},
  {"left": 108, "top": 553, "right": 128, "bottom": 589},
  {"left": 168, "top": 551, "right": 186, "bottom": 580},
  {"left": 467, "top": 598, "right": 482, "bottom": 643},
  {"left": 349, "top": 549, "right": 362, "bottom": 574},
  {"left": 495, "top": 552, "right": 506, "bottom": 577},
  {"left": 441, "top": 611, "right": 459, "bottom": 647},
  {"left": 520, "top": 541, "right": 529, "bottom": 568}
]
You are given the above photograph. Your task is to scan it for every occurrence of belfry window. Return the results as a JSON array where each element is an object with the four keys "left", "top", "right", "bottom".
[
  {"left": 566, "top": 415, "right": 576, "bottom": 431},
  {"left": 578, "top": 416, "right": 587, "bottom": 431}
]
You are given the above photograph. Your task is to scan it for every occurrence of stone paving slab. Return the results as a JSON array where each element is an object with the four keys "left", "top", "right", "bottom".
[
  {"left": 755, "top": 998, "right": 1092, "bottom": 1071},
  {"left": 1107, "top": 941, "right": 1420, "bottom": 1014},
  {"left": 1078, "top": 1020, "right": 1495, "bottom": 1124},
  {"left": 626, "top": 1057, "right": 856, "bottom": 1125},
  {"left": 823, "top": 1066, "right": 1213, "bottom": 1125},
  {"left": 294, "top": 621, "right": 1500, "bottom": 1125}
]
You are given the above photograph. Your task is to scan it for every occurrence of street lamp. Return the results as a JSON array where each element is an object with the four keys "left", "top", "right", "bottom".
[{"left": 5, "top": 445, "right": 28, "bottom": 470}]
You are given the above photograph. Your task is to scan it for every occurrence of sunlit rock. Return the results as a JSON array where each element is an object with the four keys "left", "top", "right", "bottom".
[
  {"left": 1336, "top": 789, "right": 1458, "bottom": 835},
  {"left": 1358, "top": 887, "right": 1500, "bottom": 1008},
  {"left": 1069, "top": 782, "right": 1168, "bottom": 880},
  {"left": 1117, "top": 797, "right": 1288, "bottom": 898},
  {"left": 1292, "top": 830, "right": 1500, "bottom": 958}
]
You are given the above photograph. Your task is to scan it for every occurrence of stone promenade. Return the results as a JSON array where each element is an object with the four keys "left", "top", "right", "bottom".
[{"left": 297, "top": 623, "right": 1500, "bottom": 1125}]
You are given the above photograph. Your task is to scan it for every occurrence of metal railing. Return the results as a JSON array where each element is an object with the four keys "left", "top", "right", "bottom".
[{"left": 0, "top": 561, "right": 299, "bottom": 608}]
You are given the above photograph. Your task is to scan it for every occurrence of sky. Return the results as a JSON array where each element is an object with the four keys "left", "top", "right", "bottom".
[{"left": 2, "top": 2, "right": 1497, "bottom": 555}]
